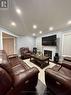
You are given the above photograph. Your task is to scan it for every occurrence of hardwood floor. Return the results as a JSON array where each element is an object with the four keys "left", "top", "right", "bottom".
[
  {"left": 20, "top": 80, "right": 55, "bottom": 95},
  {"left": 20, "top": 59, "right": 56, "bottom": 95}
]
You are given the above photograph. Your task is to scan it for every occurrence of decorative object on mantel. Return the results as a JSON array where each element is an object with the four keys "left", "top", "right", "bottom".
[
  {"left": 54, "top": 53, "right": 59, "bottom": 63},
  {"left": 33, "top": 47, "right": 37, "bottom": 54},
  {"left": 37, "top": 51, "right": 42, "bottom": 56}
]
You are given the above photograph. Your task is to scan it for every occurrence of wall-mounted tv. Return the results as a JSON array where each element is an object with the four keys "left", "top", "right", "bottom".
[{"left": 42, "top": 35, "right": 57, "bottom": 46}]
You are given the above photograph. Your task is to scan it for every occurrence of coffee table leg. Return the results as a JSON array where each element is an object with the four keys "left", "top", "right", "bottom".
[
  {"left": 30, "top": 57, "right": 31, "bottom": 61},
  {"left": 48, "top": 59, "right": 49, "bottom": 64}
]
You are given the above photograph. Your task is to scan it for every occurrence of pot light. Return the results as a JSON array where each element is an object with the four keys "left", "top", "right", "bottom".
[
  {"left": 32, "top": 33, "right": 36, "bottom": 36},
  {"left": 33, "top": 25, "right": 37, "bottom": 29},
  {"left": 49, "top": 27, "right": 54, "bottom": 31},
  {"left": 11, "top": 22, "right": 16, "bottom": 26},
  {"left": 39, "top": 30, "right": 42, "bottom": 34},
  {"left": 16, "top": 8, "right": 21, "bottom": 15},
  {"left": 67, "top": 20, "right": 71, "bottom": 25},
  {"left": 0, "top": 58, "right": 2, "bottom": 62}
]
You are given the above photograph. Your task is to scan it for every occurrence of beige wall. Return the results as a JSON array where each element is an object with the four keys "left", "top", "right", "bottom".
[{"left": 3, "top": 38, "right": 14, "bottom": 55}]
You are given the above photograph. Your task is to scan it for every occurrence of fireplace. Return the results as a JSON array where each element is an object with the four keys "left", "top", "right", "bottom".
[
  {"left": 43, "top": 46, "right": 56, "bottom": 61},
  {"left": 44, "top": 50, "right": 52, "bottom": 59}
]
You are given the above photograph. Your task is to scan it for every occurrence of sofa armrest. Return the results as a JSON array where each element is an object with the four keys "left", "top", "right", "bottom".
[
  {"left": 8, "top": 54, "right": 18, "bottom": 59},
  {"left": 45, "top": 69, "right": 71, "bottom": 88},
  {"left": 64, "top": 57, "right": 71, "bottom": 62},
  {"left": 62, "top": 61, "right": 71, "bottom": 70},
  {"left": 14, "top": 67, "right": 39, "bottom": 87}
]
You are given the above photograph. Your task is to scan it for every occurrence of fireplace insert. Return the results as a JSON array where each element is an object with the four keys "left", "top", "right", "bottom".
[{"left": 44, "top": 50, "right": 52, "bottom": 59}]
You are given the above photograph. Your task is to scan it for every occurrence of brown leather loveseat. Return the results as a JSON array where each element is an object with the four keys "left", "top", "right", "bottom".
[
  {"left": 45, "top": 60, "right": 71, "bottom": 95},
  {"left": 0, "top": 50, "right": 39, "bottom": 95}
]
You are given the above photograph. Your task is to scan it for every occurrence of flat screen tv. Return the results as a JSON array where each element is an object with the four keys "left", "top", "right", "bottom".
[{"left": 42, "top": 35, "right": 57, "bottom": 46}]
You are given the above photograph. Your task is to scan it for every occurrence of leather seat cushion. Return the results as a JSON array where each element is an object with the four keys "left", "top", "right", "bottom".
[
  {"left": 12, "top": 64, "right": 25, "bottom": 75},
  {"left": 52, "top": 65, "right": 71, "bottom": 78},
  {"left": 52, "top": 65, "right": 62, "bottom": 72},
  {"left": 58, "top": 67, "right": 71, "bottom": 78}
]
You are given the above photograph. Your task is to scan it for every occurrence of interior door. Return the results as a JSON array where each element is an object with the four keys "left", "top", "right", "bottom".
[{"left": 3, "top": 38, "right": 14, "bottom": 55}]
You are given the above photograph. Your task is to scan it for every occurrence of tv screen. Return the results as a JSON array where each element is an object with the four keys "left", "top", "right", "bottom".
[{"left": 42, "top": 35, "right": 56, "bottom": 46}]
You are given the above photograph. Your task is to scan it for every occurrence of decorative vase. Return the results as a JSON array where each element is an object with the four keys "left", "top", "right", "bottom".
[{"left": 54, "top": 53, "right": 59, "bottom": 63}]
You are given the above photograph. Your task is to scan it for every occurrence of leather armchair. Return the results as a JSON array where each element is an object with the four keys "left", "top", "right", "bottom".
[
  {"left": 0, "top": 50, "right": 39, "bottom": 95},
  {"left": 20, "top": 47, "right": 32, "bottom": 59},
  {"left": 45, "top": 64, "right": 71, "bottom": 95}
]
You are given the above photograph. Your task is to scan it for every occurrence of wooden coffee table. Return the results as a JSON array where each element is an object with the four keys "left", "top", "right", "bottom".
[{"left": 30, "top": 54, "right": 49, "bottom": 69}]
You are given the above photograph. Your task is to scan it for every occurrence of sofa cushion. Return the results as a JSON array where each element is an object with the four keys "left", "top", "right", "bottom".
[
  {"left": 12, "top": 64, "right": 25, "bottom": 75},
  {"left": 9, "top": 55, "right": 30, "bottom": 70},
  {"left": 58, "top": 66, "right": 71, "bottom": 78},
  {"left": 51, "top": 64, "right": 71, "bottom": 78},
  {"left": 51, "top": 64, "right": 62, "bottom": 72}
]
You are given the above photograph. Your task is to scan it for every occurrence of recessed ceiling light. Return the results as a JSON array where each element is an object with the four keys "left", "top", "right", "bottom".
[
  {"left": 33, "top": 25, "right": 37, "bottom": 29},
  {"left": 11, "top": 22, "right": 16, "bottom": 26},
  {"left": 49, "top": 27, "right": 54, "bottom": 31},
  {"left": 39, "top": 30, "right": 42, "bottom": 34},
  {"left": 32, "top": 33, "right": 36, "bottom": 36},
  {"left": 16, "top": 8, "right": 21, "bottom": 15},
  {"left": 67, "top": 20, "right": 71, "bottom": 25}
]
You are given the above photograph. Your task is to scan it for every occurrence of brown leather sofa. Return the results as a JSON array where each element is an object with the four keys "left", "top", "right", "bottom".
[
  {"left": 0, "top": 50, "right": 39, "bottom": 95},
  {"left": 20, "top": 47, "right": 32, "bottom": 59},
  {"left": 45, "top": 61, "right": 71, "bottom": 95}
]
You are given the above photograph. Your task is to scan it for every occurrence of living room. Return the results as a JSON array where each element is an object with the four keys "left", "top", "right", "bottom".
[{"left": 0, "top": 0, "right": 71, "bottom": 95}]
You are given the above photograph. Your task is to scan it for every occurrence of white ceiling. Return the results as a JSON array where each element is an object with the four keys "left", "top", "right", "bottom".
[{"left": 0, "top": 0, "right": 71, "bottom": 36}]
